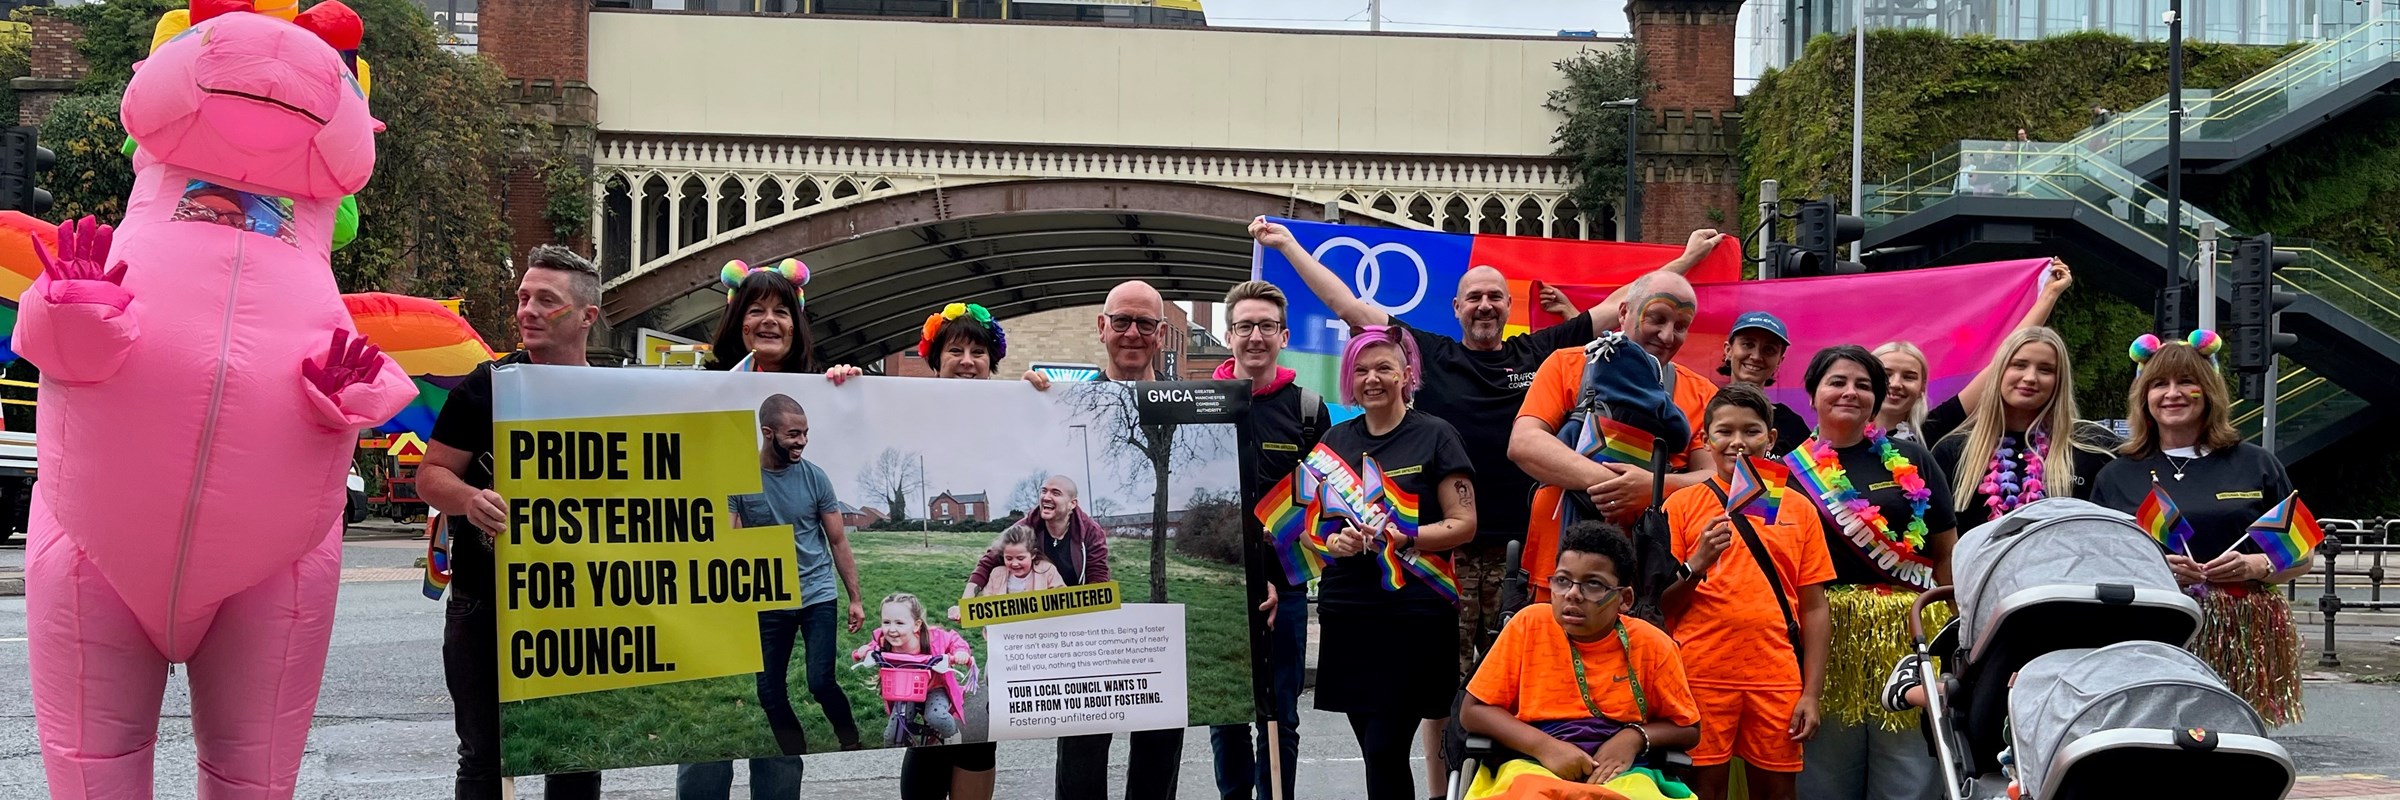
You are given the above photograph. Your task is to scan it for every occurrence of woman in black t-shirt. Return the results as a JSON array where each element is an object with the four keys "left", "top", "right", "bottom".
[
  {"left": 2091, "top": 332, "right": 2308, "bottom": 725},
  {"left": 1312, "top": 326, "right": 1477, "bottom": 800},
  {"left": 1933, "top": 326, "right": 2119, "bottom": 535},
  {"left": 1787, "top": 346, "right": 1959, "bottom": 800}
]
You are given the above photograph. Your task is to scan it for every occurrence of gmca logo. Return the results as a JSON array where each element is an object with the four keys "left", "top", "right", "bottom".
[{"left": 1310, "top": 237, "right": 1429, "bottom": 316}]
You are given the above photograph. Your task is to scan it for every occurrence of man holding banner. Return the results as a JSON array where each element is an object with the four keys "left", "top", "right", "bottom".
[
  {"left": 419, "top": 245, "right": 607, "bottom": 800},
  {"left": 1251, "top": 217, "right": 1724, "bottom": 791}
]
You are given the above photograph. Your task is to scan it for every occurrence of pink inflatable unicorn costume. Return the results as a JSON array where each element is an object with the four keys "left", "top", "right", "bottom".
[{"left": 13, "top": 5, "right": 412, "bottom": 798}]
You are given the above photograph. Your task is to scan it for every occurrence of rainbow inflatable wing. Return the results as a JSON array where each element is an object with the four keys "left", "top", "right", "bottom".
[
  {"left": 343, "top": 293, "right": 494, "bottom": 438},
  {"left": 0, "top": 212, "right": 59, "bottom": 364}
]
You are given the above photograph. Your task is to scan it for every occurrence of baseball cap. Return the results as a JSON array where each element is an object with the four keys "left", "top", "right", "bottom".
[{"left": 1730, "top": 311, "right": 1790, "bottom": 345}]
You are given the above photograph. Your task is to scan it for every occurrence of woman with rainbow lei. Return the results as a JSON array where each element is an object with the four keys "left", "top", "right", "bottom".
[
  {"left": 1929, "top": 325, "right": 2120, "bottom": 535},
  {"left": 1784, "top": 345, "right": 1960, "bottom": 800},
  {"left": 2091, "top": 332, "right": 2310, "bottom": 726}
]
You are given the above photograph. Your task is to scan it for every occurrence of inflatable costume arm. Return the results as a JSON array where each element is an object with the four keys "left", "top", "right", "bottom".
[
  {"left": 299, "top": 328, "right": 415, "bottom": 432},
  {"left": 15, "top": 217, "right": 139, "bottom": 385}
]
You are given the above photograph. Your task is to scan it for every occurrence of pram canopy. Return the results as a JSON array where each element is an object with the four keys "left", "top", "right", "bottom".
[
  {"left": 2011, "top": 641, "right": 2286, "bottom": 800},
  {"left": 1951, "top": 498, "right": 2196, "bottom": 659}
]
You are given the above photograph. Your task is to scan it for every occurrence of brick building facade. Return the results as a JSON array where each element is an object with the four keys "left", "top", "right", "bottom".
[
  {"left": 929, "top": 491, "right": 990, "bottom": 523},
  {"left": 1630, "top": 0, "right": 1744, "bottom": 245}
]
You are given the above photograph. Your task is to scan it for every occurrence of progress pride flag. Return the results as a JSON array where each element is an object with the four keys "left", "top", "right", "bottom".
[{"left": 1534, "top": 258, "right": 2052, "bottom": 424}]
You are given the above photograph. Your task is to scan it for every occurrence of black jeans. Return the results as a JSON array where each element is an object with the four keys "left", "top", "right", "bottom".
[
  {"left": 1209, "top": 588, "right": 1307, "bottom": 800},
  {"left": 443, "top": 595, "right": 601, "bottom": 800},
  {"left": 1346, "top": 713, "right": 1420, "bottom": 800},
  {"left": 759, "top": 602, "right": 860, "bottom": 753},
  {"left": 1057, "top": 728, "right": 1184, "bottom": 800}
]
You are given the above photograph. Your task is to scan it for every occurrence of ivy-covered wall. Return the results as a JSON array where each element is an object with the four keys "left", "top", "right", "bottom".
[{"left": 1742, "top": 29, "right": 2399, "bottom": 514}]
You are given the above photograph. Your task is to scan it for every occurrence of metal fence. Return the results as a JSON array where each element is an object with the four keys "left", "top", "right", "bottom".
[{"left": 2292, "top": 517, "right": 2400, "bottom": 666}]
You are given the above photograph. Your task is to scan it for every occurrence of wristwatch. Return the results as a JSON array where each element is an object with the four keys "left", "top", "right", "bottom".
[{"left": 1674, "top": 561, "right": 1697, "bottom": 583}]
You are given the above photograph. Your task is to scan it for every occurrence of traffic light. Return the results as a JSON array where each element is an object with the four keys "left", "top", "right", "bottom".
[
  {"left": 1774, "top": 198, "right": 1866, "bottom": 277},
  {"left": 2227, "top": 233, "right": 2299, "bottom": 403},
  {"left": 2156, "top": 280, "right": 2198, "bottom": 339},
  {"left": 0, "top": 126, "right": 54, "bottom": 216}
]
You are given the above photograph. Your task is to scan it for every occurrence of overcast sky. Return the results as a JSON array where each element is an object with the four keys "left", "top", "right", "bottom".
[{"left": 1203, "top": 0, "right": 1775, "bottom": 90}]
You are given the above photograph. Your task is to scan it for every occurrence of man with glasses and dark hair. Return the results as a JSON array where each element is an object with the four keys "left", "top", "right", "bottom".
[
  {"left": 1251, "top": 216, "right": 1724, "bottom": 790},
  {"left": 420, "top": 244, "right": 609, "bottom": 800},
  {"left": 1206, "top": 280, "right": 1327, "bottom": 800}
]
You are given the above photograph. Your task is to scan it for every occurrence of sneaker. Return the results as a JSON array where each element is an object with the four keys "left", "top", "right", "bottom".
[{"left": 1880, "top": 655, "right": 1926, "bottom": 712}]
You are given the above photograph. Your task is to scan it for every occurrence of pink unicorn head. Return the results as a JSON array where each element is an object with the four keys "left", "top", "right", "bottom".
[{"left": 121, "top": 9, "right": 379, "bottom": 201}]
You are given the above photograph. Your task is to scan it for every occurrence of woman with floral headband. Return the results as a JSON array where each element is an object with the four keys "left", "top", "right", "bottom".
[
  {"left": 890, "top": 301, "right": 1042, "bottom": 800},
  {"left": 2091, "top": 331, "right": 2308, "bottom": 725},
  {"left": 1787, "top": 345, "right": 1959, "bottom": 800}
]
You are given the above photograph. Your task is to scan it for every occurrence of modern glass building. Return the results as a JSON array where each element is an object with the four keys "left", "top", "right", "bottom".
[
  {"left": 1771, "top": 0, "right": 2381, "bottom": 65},
  {"left": 593, "top": 0, "right": 1208, "bottom": 26}
]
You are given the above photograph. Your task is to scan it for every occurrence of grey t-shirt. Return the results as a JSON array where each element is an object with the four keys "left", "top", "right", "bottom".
[{"left": 732, "top": 459, "right": 842, "bottom": 608}]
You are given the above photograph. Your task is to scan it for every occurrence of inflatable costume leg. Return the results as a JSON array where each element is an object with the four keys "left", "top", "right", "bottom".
[
  {"left": 28, "top": 494, "right": 173, "bottom": 800},
  {"left": 185, "top": 524, "right": 344, "bottom": 799}
]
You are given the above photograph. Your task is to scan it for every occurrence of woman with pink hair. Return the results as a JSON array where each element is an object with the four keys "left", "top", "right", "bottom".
[{"left": 1312, "top": 326, "right": 1481, "bottom": 800}]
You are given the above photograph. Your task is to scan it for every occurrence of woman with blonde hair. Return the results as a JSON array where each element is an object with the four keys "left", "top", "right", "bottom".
[
  {"left": 2093, "top": 331, "right": 2309, "bottom": 725},
  {"left": 1930, "top": 326, "right": 2120, "bottom": 533},
  {"left": 1876, "top": 260, "right": 2075, "bottom": 444}
]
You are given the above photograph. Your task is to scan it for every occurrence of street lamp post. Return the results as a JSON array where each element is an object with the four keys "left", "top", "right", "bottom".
[
  {"left": 2167, "top": 0, "right": 2186, "bottom": 325},
  {"left": 1602, "top": 97, "right": 1641, "bottom": 242},
  {"left": 1070, "top": 424, "right": 1095, "bottom": 506}
]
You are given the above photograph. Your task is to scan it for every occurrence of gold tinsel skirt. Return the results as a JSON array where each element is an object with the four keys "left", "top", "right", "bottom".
[
  {"left": 2194, "top": 584, "right": 2305, "bottom": 727},
  {"left": 1825, "top": 585, "right": 1951, "bottom": 731}
]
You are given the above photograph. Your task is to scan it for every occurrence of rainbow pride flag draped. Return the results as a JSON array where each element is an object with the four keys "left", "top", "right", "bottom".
[
  {"left": 1529, "top": 260, "right": 2052, "bottom": 426},
  {"left": 1254, "top": 218, "right": 1743, "bottom": 423},
  {"left": 1251, "top": 444, "right": 1457, "bottom": 604},
  {"left": 2244, "top": 492, "right": 2324, "bottom": 572},
  {"left": 2136, "top": 481, "right": 2197, "bottom": 556},
  {"left": 343, "top": 293, "right": 495, "bottom": 439},
  {"left": 0, "top": 211, "right": 60, "bottom": 365}
]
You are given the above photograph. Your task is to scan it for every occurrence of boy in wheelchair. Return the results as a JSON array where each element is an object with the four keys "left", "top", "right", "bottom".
[{"left": 1460, "top": 522, "right": 1701, "bottom": 797}]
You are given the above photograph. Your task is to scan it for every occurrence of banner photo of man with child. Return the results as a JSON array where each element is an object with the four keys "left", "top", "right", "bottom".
[{"left": 484, "top": 365, "right": 1256, "bottom": 774}]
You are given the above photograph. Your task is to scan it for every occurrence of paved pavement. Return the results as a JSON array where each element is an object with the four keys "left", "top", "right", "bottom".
[{"left": 2, "top": 534, "right": 2400, "bottom": 798}]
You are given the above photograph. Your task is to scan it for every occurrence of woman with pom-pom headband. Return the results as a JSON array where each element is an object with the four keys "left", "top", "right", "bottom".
[
  {"left": 709, "top": 258, "right": 823, "bottom": 375},
  {"left": 2088, "top": 328, "right": 2310, "bottom": 725}
]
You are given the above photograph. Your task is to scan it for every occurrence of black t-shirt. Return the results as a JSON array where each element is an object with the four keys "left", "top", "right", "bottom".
[
  {"left": 1248, "top": 381, "right": 1326, "bottom": 589},
  {"left": 1770, "top": 402, "right": 1811, "bottom": 457},
  {"left": 1313, "top": 409, "right": 1476, "bottom": 615},
  {"left": 428, "top": 351, "right": 533, "bottom": 602},
  {"left": 1039, "top": 524, "right": 1085, "bottom": 587},
  {"left": 1799, "top": 435, "right": 1959, "bottom": 588},
  {"left": 1918, "top": 395, "right": 1968, "bottom": 446},
  {"left": 2092, "top": 443, "right": 2292, "bottom": 559},
  {"left": 1397, "top": 313, "right": 1596, "bottom": 540},
  {"left": 1934, "top": 422, "right": 2120, "bottom": 534}
]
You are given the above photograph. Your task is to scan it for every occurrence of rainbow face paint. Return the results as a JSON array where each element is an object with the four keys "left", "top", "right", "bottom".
[{"left": 542, "top": 303, "right": 575, "bottom": 325}]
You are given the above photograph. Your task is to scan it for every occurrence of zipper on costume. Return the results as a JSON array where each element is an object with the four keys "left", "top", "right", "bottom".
[{"left": 165, "top": 234, "right": 246, "bottom": 656}]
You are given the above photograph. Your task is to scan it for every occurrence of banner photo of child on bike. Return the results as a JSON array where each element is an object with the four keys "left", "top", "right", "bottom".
[{"left": 488, "top": 365, "right": 1257, "bottom": 775}]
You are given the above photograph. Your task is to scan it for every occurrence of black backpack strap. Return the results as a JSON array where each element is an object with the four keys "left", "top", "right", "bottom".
[
  {"left": 1299, "top": 388, "right": 1326, "bottom": 448},
  {"left": 1704, "top": 483, "right": 1805, "bottom": 674}
]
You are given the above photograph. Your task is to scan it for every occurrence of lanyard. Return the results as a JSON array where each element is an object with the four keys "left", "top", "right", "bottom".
[{"left": 1567, "top": 621, "right": 1646, "bottom": 722}]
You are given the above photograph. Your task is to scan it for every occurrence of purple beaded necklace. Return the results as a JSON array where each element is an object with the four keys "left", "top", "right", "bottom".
[{"left": 1979, "top": 429, "right": 2049, "bottom": 513}]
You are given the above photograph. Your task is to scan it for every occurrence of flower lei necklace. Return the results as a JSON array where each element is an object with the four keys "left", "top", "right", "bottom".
[
  {"left": 1803, "top": 425, "right": 1932, "bottom": 555},
  {"left": 1980, "top": 429, "right": 2049, "bottom": 514}
]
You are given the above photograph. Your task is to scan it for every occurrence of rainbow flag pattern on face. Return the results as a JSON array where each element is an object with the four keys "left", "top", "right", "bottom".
[
  {"left": 2245, "top": 492, "right": 2325, "bottom": 573},
  {"left": 1572, "top": 413, "right": 1659, "bottom": 467},
  {"left": 2136, "top": 481, "right": 2197, "bottom": 556},
  {"left": 1724, "top": 454, "right": 1788, "bottom": 525}
]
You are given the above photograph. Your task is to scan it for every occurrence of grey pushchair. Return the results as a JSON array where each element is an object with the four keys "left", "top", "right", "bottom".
[{"left": 1904, "top": 498, "right": 2296, "bottom": 800}]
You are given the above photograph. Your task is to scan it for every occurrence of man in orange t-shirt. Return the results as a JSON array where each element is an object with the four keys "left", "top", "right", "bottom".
[
  {"left": 1509, "top": 271, "right": 1716, "bottom": 602},
  {"left": 1660, "top": 384, "right": 1835, "bottom": 800},
  {"left": 1463, "top": 521, "right": 1702, "bottom": 787}
]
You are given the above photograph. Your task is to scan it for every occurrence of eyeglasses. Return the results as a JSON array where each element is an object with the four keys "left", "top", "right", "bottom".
[
  {"left": 1228, "top": 321, "right": 1285, "bottom": 338},
  {"left": 1107, "top": 314, "right": 1164, "bottom": 335},
  {"left": 1547, "top": 576, "right": 1624, "bottom": 599}
]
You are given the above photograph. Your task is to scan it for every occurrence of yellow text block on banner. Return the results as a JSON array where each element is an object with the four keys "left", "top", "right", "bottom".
[
  {"left": 494, "top": 409, "right": 799, "bottom": 702},
  {"left": 958, "top": 581, "right": 1124, "bottom": 628}
]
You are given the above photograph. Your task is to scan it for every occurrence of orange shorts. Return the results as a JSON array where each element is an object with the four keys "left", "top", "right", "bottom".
[{"left": 1688, "top": 685, "right": 1803, "bottom": 771}]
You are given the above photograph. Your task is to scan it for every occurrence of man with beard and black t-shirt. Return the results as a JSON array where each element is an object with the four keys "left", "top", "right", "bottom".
[
  {"left": 1205, "top": 280, "right": 1328, "bottom": 800},
  {"left": 419, "top": 245, "right": 609, "bottom": 800},
  {"left": 1251, "top": 216, "right": 1724, "bottom": 792}
]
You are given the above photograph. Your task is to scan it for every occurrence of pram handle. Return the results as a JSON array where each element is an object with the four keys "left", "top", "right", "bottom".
[{"left": 1908, "top": 586, "right": 1955, "bottom": 645}]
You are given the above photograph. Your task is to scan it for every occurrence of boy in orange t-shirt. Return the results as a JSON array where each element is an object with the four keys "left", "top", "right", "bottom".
[
  {"left": 1463, "top": 520, "right": 1702, "bottom": 788},
  {"left": 1660, "top": 383, "right": 1835, "bottom": 800}
]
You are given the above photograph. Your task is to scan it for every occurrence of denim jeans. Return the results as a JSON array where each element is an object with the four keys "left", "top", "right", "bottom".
[
  {"left": 443, "top": 596, "right": 601, "bottom": 800},
  {"left": 1209, "top": 587, "right": 1307, "bottom": 800},
  {"left": 673, "top": 758, "right": 804, "bottom": 800},
  {"left": 758, "top": 602, "right": 860, "bottom": 754}
]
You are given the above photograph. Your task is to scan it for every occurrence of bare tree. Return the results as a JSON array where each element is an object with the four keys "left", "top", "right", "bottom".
[
  {"left": 1089, "top": 496, "right": 1121, "bottom": 518},
  {"left": 1057, "top": 381, "right": 1232, "bottom": 602},
  {"left": 856, "top": 447, "right": 919, "bottom": 523},
  {"left": 1007, "top": 471, "right": 1049, "bottom": 523}
]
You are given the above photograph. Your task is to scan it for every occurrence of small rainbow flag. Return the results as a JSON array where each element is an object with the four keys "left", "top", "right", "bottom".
[
  {"left": 1254, "top": 473, "right": 1326, "bottom": 586},
  {"left": 2244, "top": 492, "right": 2325, "bottom": 573},
  {"left": 1572, "top": 414, "right": 1658, "bottom": 466},
  {"left": 1357, "top": 455, "right": 1389, "bottom": 511},
  {"left": 2136, "top": 482, "right": 2197, "bottom": 556},
  {"left": 1724, "top": 455, "right": 1789, "bottom": 525},
  {"left": 422, "top": 514, "right": 453, "bottom": 600},
  {"left": 1403, "top": 551, "right": 1461, "bottom": 606},
  {"left": 1382, "top": 472, "right": 1421, "bottom": 536}
]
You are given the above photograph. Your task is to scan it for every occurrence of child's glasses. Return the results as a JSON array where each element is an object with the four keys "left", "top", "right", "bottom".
[{"left": 1548, "top": 576, "right": 1622, "bottom": 599}]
